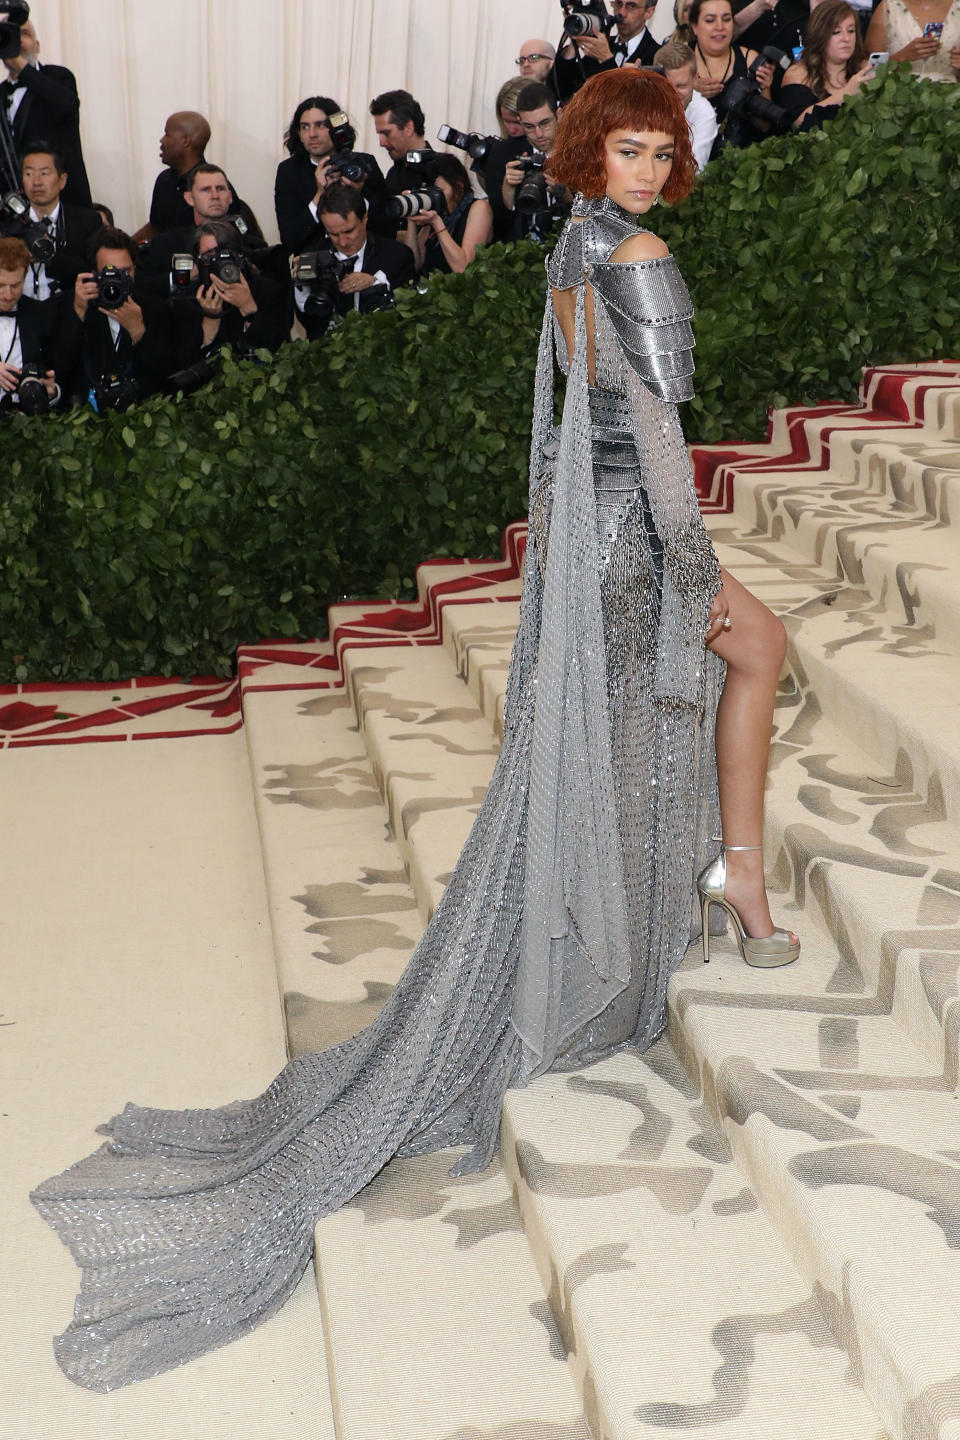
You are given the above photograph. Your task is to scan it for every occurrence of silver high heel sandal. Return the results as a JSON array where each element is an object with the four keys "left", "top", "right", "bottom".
[{"left": 697, "top": 844, "right": 800, "bottom": 968}]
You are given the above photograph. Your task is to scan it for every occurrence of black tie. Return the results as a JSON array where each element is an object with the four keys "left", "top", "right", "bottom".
[{"left": 342, "top": 255, "right": 358, "bottom": 272}]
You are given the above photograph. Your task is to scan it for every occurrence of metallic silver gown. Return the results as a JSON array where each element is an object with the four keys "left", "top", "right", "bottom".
[{"left": 32, "top": 193, "right": 725, "bottom": 1391}]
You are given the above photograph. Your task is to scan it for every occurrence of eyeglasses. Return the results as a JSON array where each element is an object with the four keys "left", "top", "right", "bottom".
[{"left": 516, "top": 53, "right": 550, "bottom": 64}]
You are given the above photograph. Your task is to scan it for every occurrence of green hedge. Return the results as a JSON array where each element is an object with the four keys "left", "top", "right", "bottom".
[{"left": 3, "top": 68, "right": 958, "bottom": 683}]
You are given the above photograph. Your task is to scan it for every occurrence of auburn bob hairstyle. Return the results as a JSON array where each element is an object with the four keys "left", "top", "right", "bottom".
[{"left": 550, "top": 67, "right": 696, "bottom": 205}]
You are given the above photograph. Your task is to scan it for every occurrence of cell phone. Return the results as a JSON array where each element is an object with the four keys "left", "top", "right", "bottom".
[
  {"left": 923, "top": 20, "right": 944, "bottom": 37},
  {"left": 868, "top": 51, "right": 888, "bottom": 65}
]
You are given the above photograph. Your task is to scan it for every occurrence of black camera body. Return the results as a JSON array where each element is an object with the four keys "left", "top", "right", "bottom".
[
  {"left": 437, "top": 124, "right": 497, "bottom": 169},
  {"left": 514, "top": 153, "right": 550, "bottom": 215},
  {"left": 560, "top": 0, "right": 613, "bottom": 39},
  {"left": 17, "top": 359, "right": 49, "bottom": 416},
  {"left": 296, "top": 249, "right": 348, "bottom": 323},
  {"left": 0, "top": 1, "right": 30, "bottom": 62},
  {"left": 197, "top": 248, "right": 244, "bottom": 288},
  {"left": 93, "top": 372, "right": 141, "bottom": 412},
  {"left": 716, "top": 46, "right": 792, "bottom": 148},
  {"left": 95, "top": 266, "right": 135, "bottom": 310},
  {"left": 2, "top": 192, "right": 57, "bottom": 264},
  {"left": 323, "top": 110, "right": 371, "bottom": 186}
]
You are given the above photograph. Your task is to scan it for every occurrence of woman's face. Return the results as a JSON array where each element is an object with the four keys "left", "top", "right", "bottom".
[
  {"left": 675, "top": 0, "right": 692, "bottom": 26},
  {"left": 825, "top": 13, "right": 858, "bottom": 65},
  {"left": 604, "top": 128, "right": 675, "bottom": 214},
  {"left": 500, "top": 108, "right": 525, "bottom": 138},
  {"left": 299, "top": 107, "right": 333, "bottom": 159},
  {"left": 691, "top": 1, "right": 734, "bottom": 54},
  {"left": 435, "top": 175, "right": 459, "bottom": 210}
]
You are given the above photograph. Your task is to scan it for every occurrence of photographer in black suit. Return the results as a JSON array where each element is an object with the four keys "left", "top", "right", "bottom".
[
  {"left": 0, "top": 144, "right": 100, "bottom": 301},
  {"left": 294, "top": 183, "right": 413, "bottom": 340},
  {"left": 171, "top": 219, "right": 291, "bottom": 373},
  {"left": 369, "top": 89, "right": 432, "bottom": 234},
  {"left": 554, "top": 0, "right": 660, "bottom": 99},
  {"left": 0, "top": 14, "right": 90, "bottom": 204},
  {"left": 137, "top": 164, "right": 267, "bottom": 302},
  {"left": 0, "top": 234, "right": 60, "bottom": 412},
  {"left": 55, "top": 226, "right": 174, "bottom": 410},
  {"left": 274, "top": 95, "right": 390, "bottom": 254}
]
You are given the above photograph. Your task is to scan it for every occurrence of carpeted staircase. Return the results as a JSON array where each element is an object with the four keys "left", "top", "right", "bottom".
[{"left": 7, "top": 360, "right": 960, "bottom": 1438}]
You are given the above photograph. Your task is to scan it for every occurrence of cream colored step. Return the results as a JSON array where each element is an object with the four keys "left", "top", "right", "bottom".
[
  {"left": 501, "top": 1039, "right": 888, "bottom": 1440},
  {"left": 3, "top": 732, "right": 334, "bottom": 1436},
  {"left": 314, "top": 1153, "right": 591, "bottom": 1440},
  {"left": 669, "top": 913, "right": 960, "bottom": 1440}
]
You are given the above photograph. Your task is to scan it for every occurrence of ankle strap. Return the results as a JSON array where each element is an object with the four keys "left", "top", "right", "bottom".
[{"left": 722, "top": 844, "right": 763, "bottom": 852}]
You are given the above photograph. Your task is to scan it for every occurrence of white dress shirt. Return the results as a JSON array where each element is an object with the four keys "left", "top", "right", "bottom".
[
  {"left": 615, "top": 29, "right": 648, "bottom": 64},
  {"left": 0, "top": 310, "right": 24, "bottom": 370},
  {"left": 685, "top": 89, "right": 719, "bottom": 172}
]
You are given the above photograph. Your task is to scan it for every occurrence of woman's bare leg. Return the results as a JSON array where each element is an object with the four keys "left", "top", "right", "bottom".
[{"left": 705, "top": 568, "right": 797, "bottom": 941}]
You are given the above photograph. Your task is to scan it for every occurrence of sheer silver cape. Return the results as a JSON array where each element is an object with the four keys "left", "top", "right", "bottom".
[{"left": 32, "top": 193, "right": 725, "bottom": 1392}]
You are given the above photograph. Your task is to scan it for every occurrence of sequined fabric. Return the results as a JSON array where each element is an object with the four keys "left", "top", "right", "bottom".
[{"left": 31, "top": 193, "right": 724, "bottom": 1392}]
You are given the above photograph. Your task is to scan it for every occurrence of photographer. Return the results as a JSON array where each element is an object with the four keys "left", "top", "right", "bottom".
[
  {"left": 500, "top": 84, "right": 571, "bottom": 241},
  {"left": 0, "top": 144, "right": 100, "bottom": 300},
  {"left": 369, "top": 90, "right": 430, "bottom": 202},
  {"left": 690, "top": 0, "right": 780, "bottom": 147},
  {"left": 274, "top": 95, "right": 389, "bottom": 254},
  {"left": 554, "top": 1, "right": 660, "bottom": 100},
  {"left": 400, "top": 154, "right": 492, "bottom": 276},
  {"left": 54, "top": 226, "right": 173, "bottom": 409},
  {"left": 656, "top": 41, "right": 719, "bottom": 168},
  {"left": 172, "top": 220, "right": 289, "bottom": 372},
  {"left": 294, "top": 183, "right": 413, "bottom": 340},
  {"left": 0, "top": 234, "right": 59, "bottom": 413},
  {"left": 138, "top": 164, "right": 266, "bottom": 302},
  {"left": 1, "top": 9, "right": 90, "bottom": 204}
]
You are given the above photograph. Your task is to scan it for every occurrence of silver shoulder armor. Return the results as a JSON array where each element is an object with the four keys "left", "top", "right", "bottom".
[{"left": 590, "top": 255, "right": 695, "bottom": 404}]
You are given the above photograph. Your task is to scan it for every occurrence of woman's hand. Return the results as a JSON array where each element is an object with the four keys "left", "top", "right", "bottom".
[
  {"left": 197, "top": 283, "right": 223, "bottom": 317},
  {"left": 695, "top": 72, "right": 725, "bottom": 97},
  {"left": 754, "top": 60, "right": 775, "bottom": 94},
  {"left": 842, "top": 60, "right": 876, "bottom": 94},
  {"left": 950, "top": 44, "right": 960, "bottom": 72},
  {"left": 212, "top": 271, "right": 257, "bottom": 317},
  {"left": 706, "top": 586, "right": 730, "bottom": 639},
  {"left": 891, "top": 34, "right": 940, "bottom": 62}
]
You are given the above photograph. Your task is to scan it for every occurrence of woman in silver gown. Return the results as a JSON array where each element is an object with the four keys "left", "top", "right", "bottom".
[{"left": 32, "top": 68, "right": 797, "bottom": 1392}]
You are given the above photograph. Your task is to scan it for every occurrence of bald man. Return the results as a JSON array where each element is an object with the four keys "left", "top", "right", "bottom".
[
  {"left": 0, "top": 17, "right": 91, "bottom": 203},
  {"left": 516, "top": 38, "right": 557, "bottom": 84},
  {"left": 133, "top": 111, "right": 213, "bottom": 243}
]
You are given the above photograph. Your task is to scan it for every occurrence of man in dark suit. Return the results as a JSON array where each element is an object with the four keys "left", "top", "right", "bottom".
[
  {"left": 0, "top": 17, "right": 90, "bottom": 204},
  {"left": 132, "top": 110, "right": 211, "bottom": 244},
  {"left": 368, "top": 89, "right": 435, "bottom": 235},
  {"left": 274, "top": 95, "right": 390, "bottom": 254},
  {"left": 554, "top": 0, "right": 660, "bottom": 99},
  {"left": 0, "top": 145, "right": 101, "bottom": 301},
  {"left": 295, "top": 183, "right": 413, "bottom": 339},
  {"left": 54, "top": 226, "right": 174, "bottom": 409},
  {"left": 0, "top": 234, "right": 60, "bottom": 411},
  {"left": 137, "top": 164, "right": 266, "bottom": 302}
]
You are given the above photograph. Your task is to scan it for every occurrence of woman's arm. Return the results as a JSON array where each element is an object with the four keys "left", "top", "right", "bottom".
[
  {"left": 732, "top": 0, "right": 776, "bottom": 37},
  {"left": 401, "top": 218, "right": 428, "bottom": 271},
  {"left": 444, "top": 199, "right": 493, "bottom": 272}
]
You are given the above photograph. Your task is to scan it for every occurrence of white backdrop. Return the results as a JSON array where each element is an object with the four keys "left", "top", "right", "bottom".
[{"left": 28, "top": 0, "right": 675, "bottom": 241}]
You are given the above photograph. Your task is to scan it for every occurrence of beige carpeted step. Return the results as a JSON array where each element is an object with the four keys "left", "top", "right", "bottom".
[{"left": 3, "top": 731, "right": 335, "bottom": 1436}]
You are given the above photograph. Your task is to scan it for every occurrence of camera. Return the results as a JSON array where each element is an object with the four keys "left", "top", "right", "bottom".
[
  {"left": 560, "top": 0, "right": 613, "bottom": 38},
  {"left": 322, "top": 110, "right": 371, "bottom": 185},
  {"left": 437, "top": 124, "right": 497, "bottom": 169},
  {"left": 0, "top": 1, "right": 29, "bottom": 62},
  {"left": 295, "top": 248, "right": 349, "bottom": 326},
  {"left": 514, "top": 153, "right": 549, "bottom": 214},
  {"left": 197, "top": 248, "right": 244, "bottom": 288},
  {"left": 716, "top": 46, "right": 792, "bottom": 148},
  {"left": 386, "top": 187, "right": 447, "bottom": 221},
  {"left": 16, "top": 360, "right": 49, "bottom": 416},
  {"left": 92, "top": 372, "right": 141, "bottom": 412},
  {"left": 95, "top": 266, "right": 135, "bottom": 310},
  {"left": 1, "top": 191, "right": 57, "bottom": 263}
]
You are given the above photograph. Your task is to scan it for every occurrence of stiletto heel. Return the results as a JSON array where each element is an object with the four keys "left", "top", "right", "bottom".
[{"left": 696, "top": 844, "right": 799, "bottom": 968}]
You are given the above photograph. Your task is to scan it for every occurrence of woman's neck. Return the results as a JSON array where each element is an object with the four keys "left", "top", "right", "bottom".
[{"left": 696, "top": 41, "right": 733, "bottom": 77}]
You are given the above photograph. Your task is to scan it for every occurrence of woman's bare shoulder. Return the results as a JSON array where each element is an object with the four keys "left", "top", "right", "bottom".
[
  {"left": 782, "top": 61, "right": 809, "bottom": 86},
  {"left": 607, "top": 231, "right": 671, "bottom": 264}
]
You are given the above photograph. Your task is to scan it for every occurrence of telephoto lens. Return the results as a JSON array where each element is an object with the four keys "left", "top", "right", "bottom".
[{"left": 386, "top": 186, "right": 447, "bottom": 221}]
